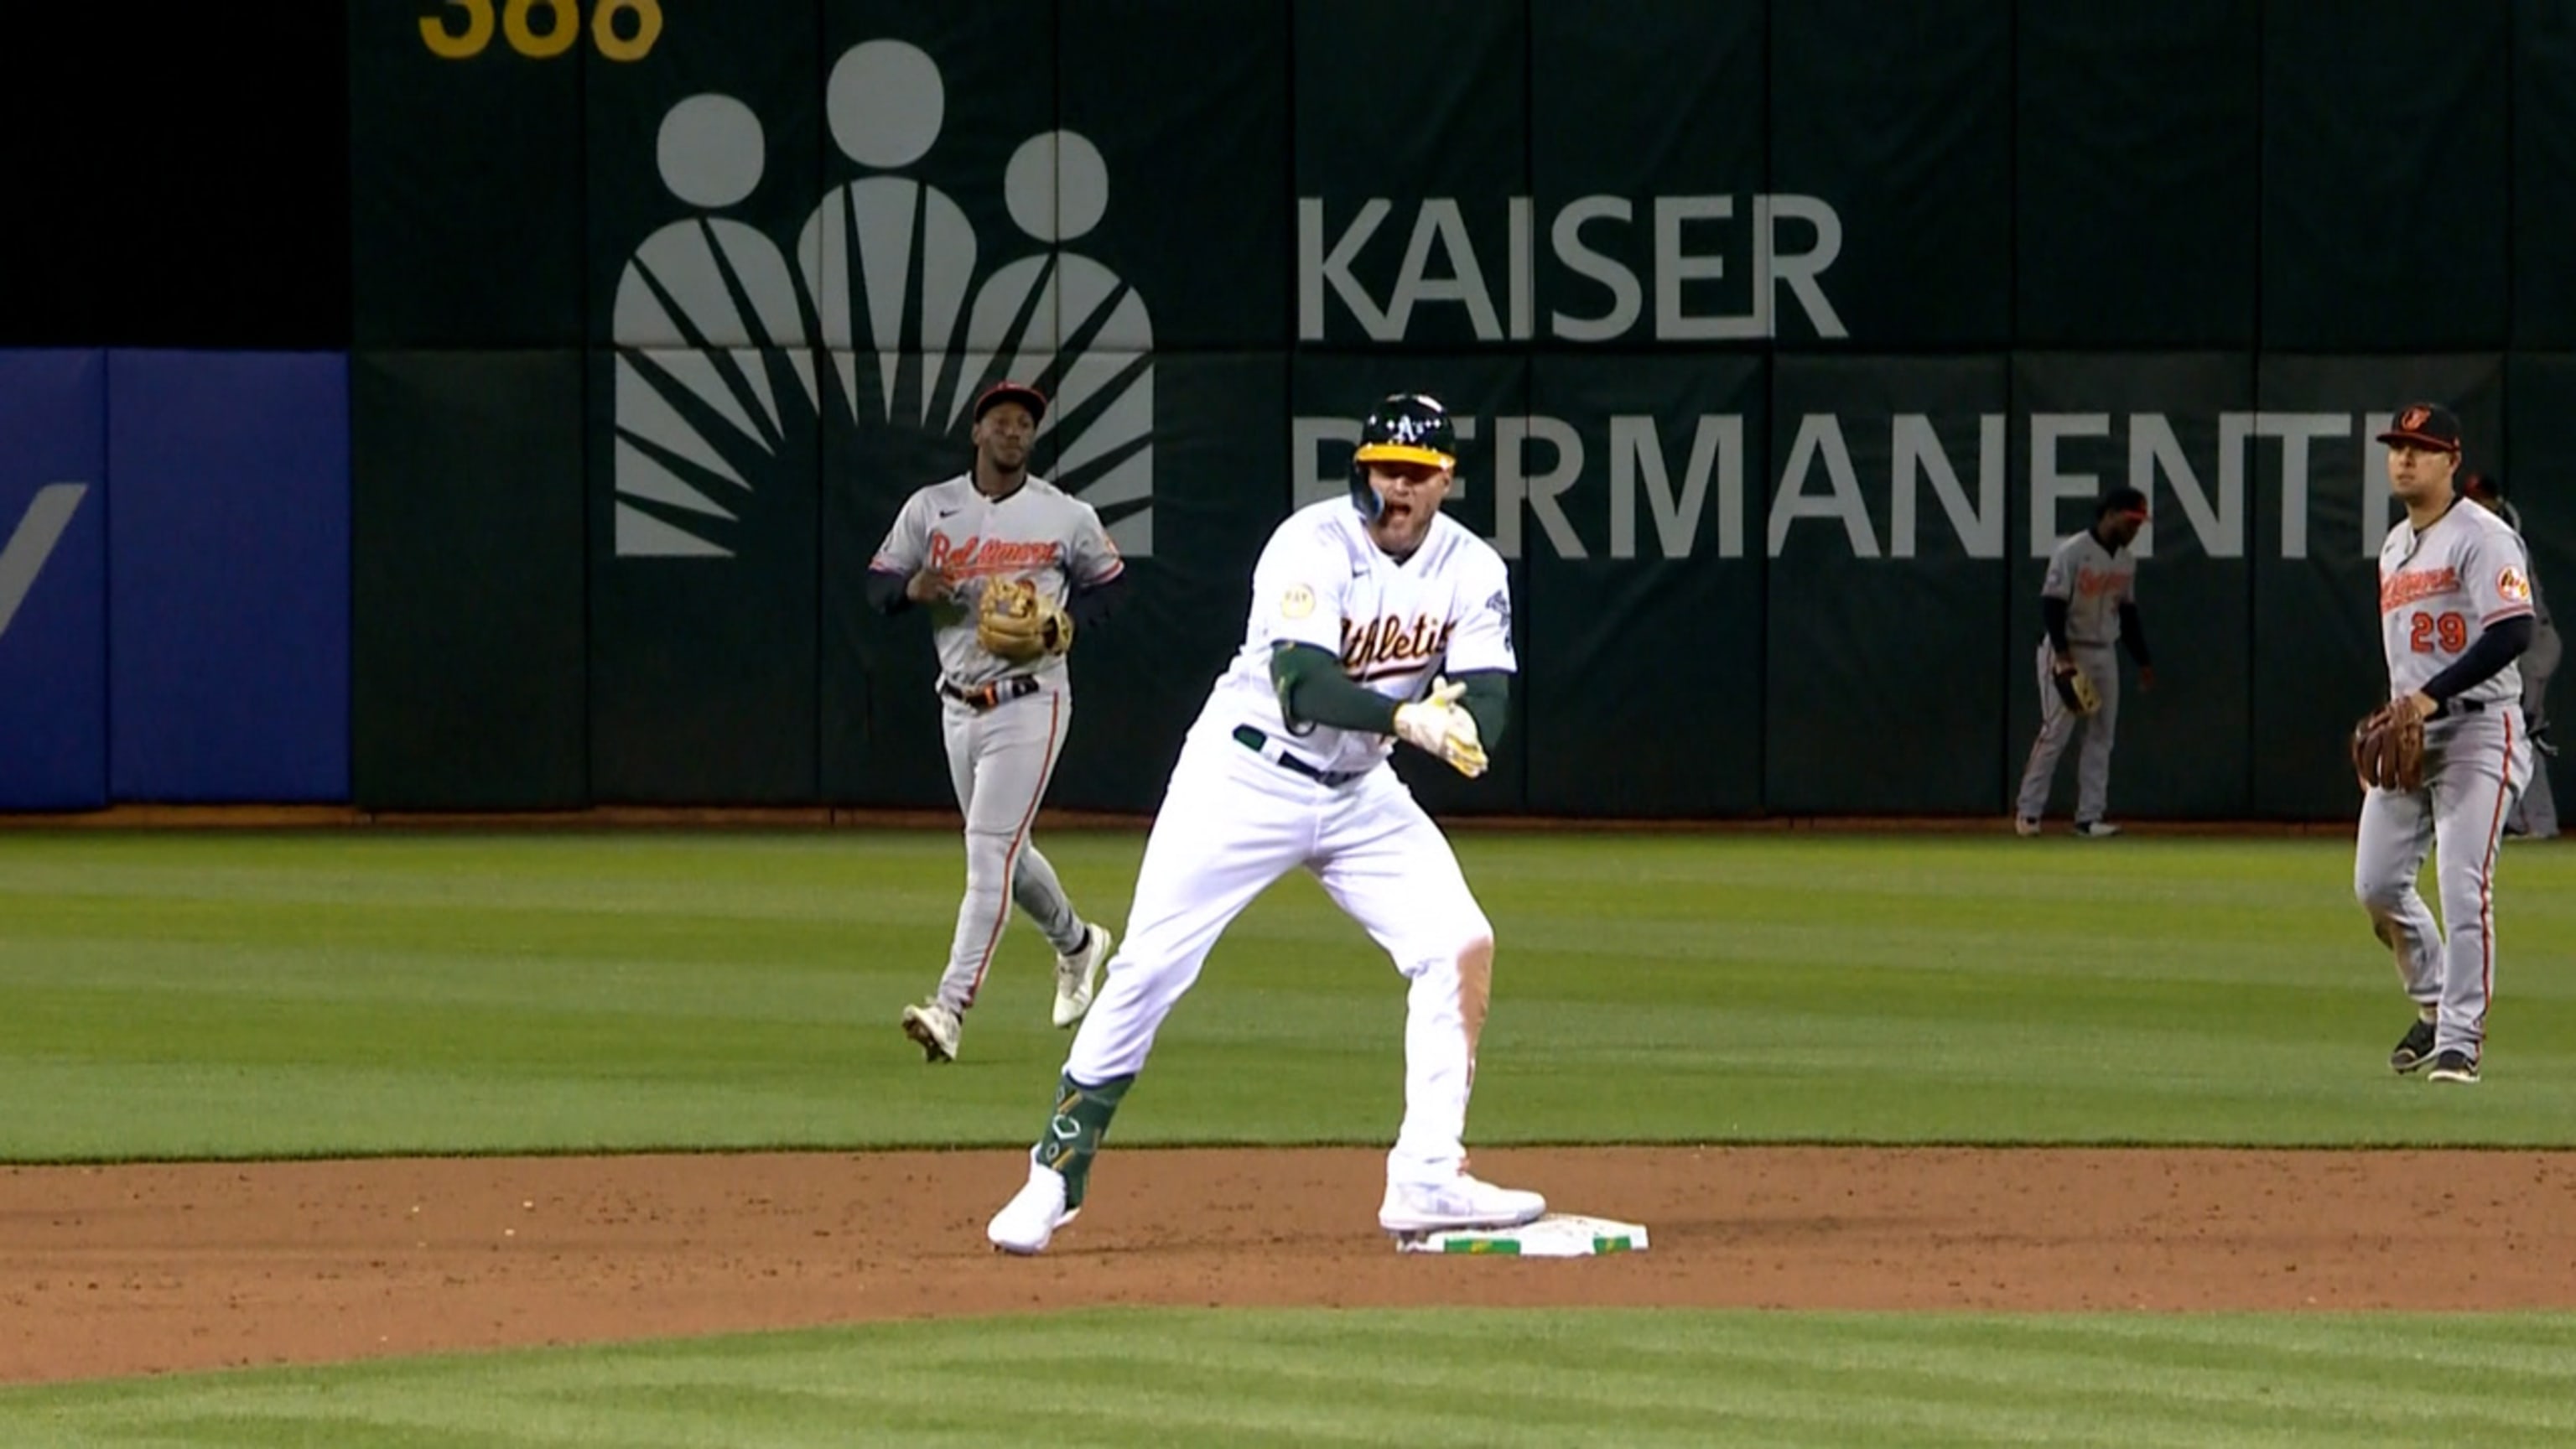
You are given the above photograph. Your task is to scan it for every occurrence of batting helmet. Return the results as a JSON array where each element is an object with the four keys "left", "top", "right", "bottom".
[{"left": 1348, "top": 393, "right": 1457, "bottom": 520}]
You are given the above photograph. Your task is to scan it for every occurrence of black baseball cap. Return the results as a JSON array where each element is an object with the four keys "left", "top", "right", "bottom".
[
  {"left": 972, "top": 380, "right": 1048, "bottom": 424},
  {"left": 2376, "top": 402, "right": 2462, "bottom": 454}
]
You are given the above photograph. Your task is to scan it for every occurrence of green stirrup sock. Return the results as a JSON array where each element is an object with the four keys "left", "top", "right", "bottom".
[{"left": 1034, "top": 1072, "right": 1132, "bottom": 1209}]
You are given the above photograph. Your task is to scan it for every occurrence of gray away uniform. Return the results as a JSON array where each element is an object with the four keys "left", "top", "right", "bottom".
[
  {"left": 2016, "top": 529, "right": 2141, "bottom": 825},
  {"left": 871, "top": 473, "right": 1124, "bottom": 1012},
  {"left": 2354, "top": 500, "right": 2536, "bottom": 1064}
]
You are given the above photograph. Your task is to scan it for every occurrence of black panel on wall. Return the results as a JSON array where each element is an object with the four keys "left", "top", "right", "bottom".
[
  {"left": 1529, "top": 0, "right": 1768, "bottom": 353},
  {"left": 813, "top": 0, "right": 1058, "bottom": 368},
  {"left": 349, "top": 0, "right": 585, "bottom": 346},
  {"left": 351, "top": 351, "right": 588, "bottom": 811},
  {"left": 2505, "top": 355, "right": 2576, "bottom": 823},
  {"left": 2260, "top": 0, "right": 2510, "bottom": 351},
  {"left": 2512, "top": 0, "right": 2576, "bottom": 347},
  {"left": 1765, "top": 356, "right": 2012, "bottom": 813},
  {"left": 1293, "top": 0, "right": 1530, "bottom": 353},
  {"left": 1, "top": 7, "right": 351, "bottom": 346},
  {"left": 1524, "top": 355, "right": 1768, "bottom": 817},
  {"left": 1769, "top": 0, "right": 2011, "bottom": 348},
  {"left": 1060, "top": 0, "right": 1292, "bottom": 352},
  {"left": 2005, "top": 354, "right": 2256, "bottom": 820},
  {"left": 2015, "top": 0, "right": 2259, "bottom": 348},
  {"left": 588, "top": 345, "right": 821, "bottom": 804},
  {"left": 583, "top": 0, "right": 822, "bottom": 351},
  {"left": 1043, "top": 354, "right": 1292, "bottom": 813}
]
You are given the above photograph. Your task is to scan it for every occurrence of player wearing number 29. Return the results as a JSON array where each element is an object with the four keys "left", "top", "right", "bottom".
[
  {"left": 2355, "top": 404, "right": 2535, "bottom": 1088},
  {"left": 986, "top": 393, "right": 1542, "bottom": 1254}
]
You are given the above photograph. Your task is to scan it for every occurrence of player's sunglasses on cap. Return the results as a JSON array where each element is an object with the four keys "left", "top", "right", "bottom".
[
  {"left": 973, "top": 380, "right": 1048, "bottom": 424},
  {"left": 2376, "top": 402, "right": 2462, "bottom": 454}
]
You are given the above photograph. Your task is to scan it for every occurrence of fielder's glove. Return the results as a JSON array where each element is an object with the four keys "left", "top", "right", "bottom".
[
  {"left": 975, "top": 578, "right": 1073, "bottom": 662},
  {"left": 1392, "top": 676, "right": 1488, "bottom": 778},
  {"left": 2050, "top": 658, "right": 2101, "bottom": 716},
  {"left": 2350, "top": 702, "right": 2426, "bottom": 792}
]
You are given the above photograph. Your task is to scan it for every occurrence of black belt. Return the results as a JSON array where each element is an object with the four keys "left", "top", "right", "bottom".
[
  {"left": 1233, "top": 724, "right": 1370, "bottom": 787},
  {"left": 940, "top": 676, "right": 1043, "bottom": 712},
  {"left": 2438, "top": 698, "right": 2502, "bottom": 717}
]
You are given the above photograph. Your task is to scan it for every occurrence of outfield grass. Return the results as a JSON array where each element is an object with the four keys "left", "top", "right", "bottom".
[
  {"left": 4, "top": 829, "right": 2574, "bottom": 1442},
  {"left": 5, "top": 1308, "right": 2573, "bottom": 1447},
  {"left": 3, "top": 829, "right": 2574, "bottom": 1159}
]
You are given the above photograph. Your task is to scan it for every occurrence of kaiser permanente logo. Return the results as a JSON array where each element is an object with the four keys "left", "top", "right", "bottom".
[
  {"left": 611, "top": 40, "right": 1154, "bottom": 559},
  {"left": 1301, "top": 192, "right": 1848, "bottom": 342}
]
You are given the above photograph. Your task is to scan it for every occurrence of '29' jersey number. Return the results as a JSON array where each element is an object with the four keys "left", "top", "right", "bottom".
[{"left": 2407, "top": 610, "right": 2469, "bottom": 654}]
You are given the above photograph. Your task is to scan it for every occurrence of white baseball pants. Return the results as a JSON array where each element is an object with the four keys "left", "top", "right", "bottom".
[{"left": 1063, "top": 730, "right": 1495, "bottom": 1184}]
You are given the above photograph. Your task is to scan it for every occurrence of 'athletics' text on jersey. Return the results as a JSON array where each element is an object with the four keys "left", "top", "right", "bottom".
[{"left": 1193, "top": 500, "right": 1515, "bottom": 776}]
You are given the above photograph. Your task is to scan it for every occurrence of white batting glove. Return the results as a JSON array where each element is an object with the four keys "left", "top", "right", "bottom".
[
  {"left": 1393, "top": 677, "right": 1488, "bottom": 778},
  {"left": 1392, "top": 678, "right": 1464, "bottom": 754}
]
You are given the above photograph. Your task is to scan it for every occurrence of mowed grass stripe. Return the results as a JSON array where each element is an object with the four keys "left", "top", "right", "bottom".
[
  {"left": 6, "top": 1309, "right": 2573, "bottom": 1447},
  {"left": 3, "top": 832, "right": 2575, "bottom": 1158}
]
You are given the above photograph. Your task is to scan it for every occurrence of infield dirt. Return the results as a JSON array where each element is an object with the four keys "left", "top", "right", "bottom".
[{"left": 8, "top": 1145, "right": 2574, "bottom": 1383}]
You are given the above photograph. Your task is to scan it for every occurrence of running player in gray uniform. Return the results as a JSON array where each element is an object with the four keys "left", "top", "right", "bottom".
[
  {"left": 2015, "top": 488, "right": 2156, "bottom": 838},
  {"left": 866, "top": 381, "right": 1127, "bottom": 1063},
  {"left": 2463, "top": 471, "right": 2558, "bottom": 839},
  {"left": 2356, "top": 406, "right": 2536, "bottom": 1086}
]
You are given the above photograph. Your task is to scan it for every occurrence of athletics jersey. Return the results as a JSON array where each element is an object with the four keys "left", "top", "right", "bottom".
[
  {"left": 2377, "top": 499, "right": 2534, "bottom": 704},
  {"left": 870, "top": 474, "right": 1124, "bottom": 688},
  {"left": 1195, "top": 500, "right": 1516, "bottom": 776},
  {"left": 2040, "top": 528, "right": 2137, "bottom": 646}
]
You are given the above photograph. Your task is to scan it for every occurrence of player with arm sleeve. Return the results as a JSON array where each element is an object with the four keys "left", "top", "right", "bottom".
[
  {"left": 984, "top": 392, "right": 1538, "bottom": 1254},
  {"left": 863, "top": 382, "right": 1128, "bottom": 1062},
  {"left": 2013, "top": 488, "right": 2155, "bottom": 838},
  {"left": 2350, "top": 405, "right": 2534, "bottom": 1086}
]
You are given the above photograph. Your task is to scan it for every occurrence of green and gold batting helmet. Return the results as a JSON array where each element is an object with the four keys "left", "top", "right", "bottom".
[{"left": 1348, "top": 393, "right": 1457, "bottom": 520}]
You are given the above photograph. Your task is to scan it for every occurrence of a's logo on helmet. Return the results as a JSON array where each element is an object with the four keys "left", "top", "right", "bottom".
[
  {"left": 1387, "top": 413, "right": 1441, "bottom": 447},
  {"left": 608, "top": 40, "right": 1156, "bottom": 560}
]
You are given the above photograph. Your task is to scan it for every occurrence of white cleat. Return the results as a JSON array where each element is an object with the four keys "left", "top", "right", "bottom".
[
  {"left": 1052, "top": 923, "right": 1113, "bottom": 1029},
  {"left": 988, "top": 1153, "right": 1078, "bottom": 1254},
  {"left": 2012, "top": 817, "right": 2041, "bottom": 838},
  {"left": 2071, "top": 820, "right": 2123, "bottom": 839},
  {"left": 1378, "top": 1173, "right": 1548, "bottom": 1235},
  {"left": 901, "top": 1001, "right": 961, "bottom": 1063}
]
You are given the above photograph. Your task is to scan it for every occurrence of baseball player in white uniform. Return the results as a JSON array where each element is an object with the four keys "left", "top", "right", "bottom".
[
  {"left": 2355, "top": 405, "right": 2535, "bottom": 1086},
  {"left": 985, "top": 393, "right": 1543, "bottom": 1254},
  {"left": 867, "top": 381, "right": 1125, "bottom": 1063},
  {"left": 2015, "top": 488, "right": 2157, "bottom": 838}
]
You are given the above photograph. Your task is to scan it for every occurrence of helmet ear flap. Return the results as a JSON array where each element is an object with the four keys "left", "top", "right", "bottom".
[{"left": 1348, "top": 458, "right": 1384, "bottom": 520}]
